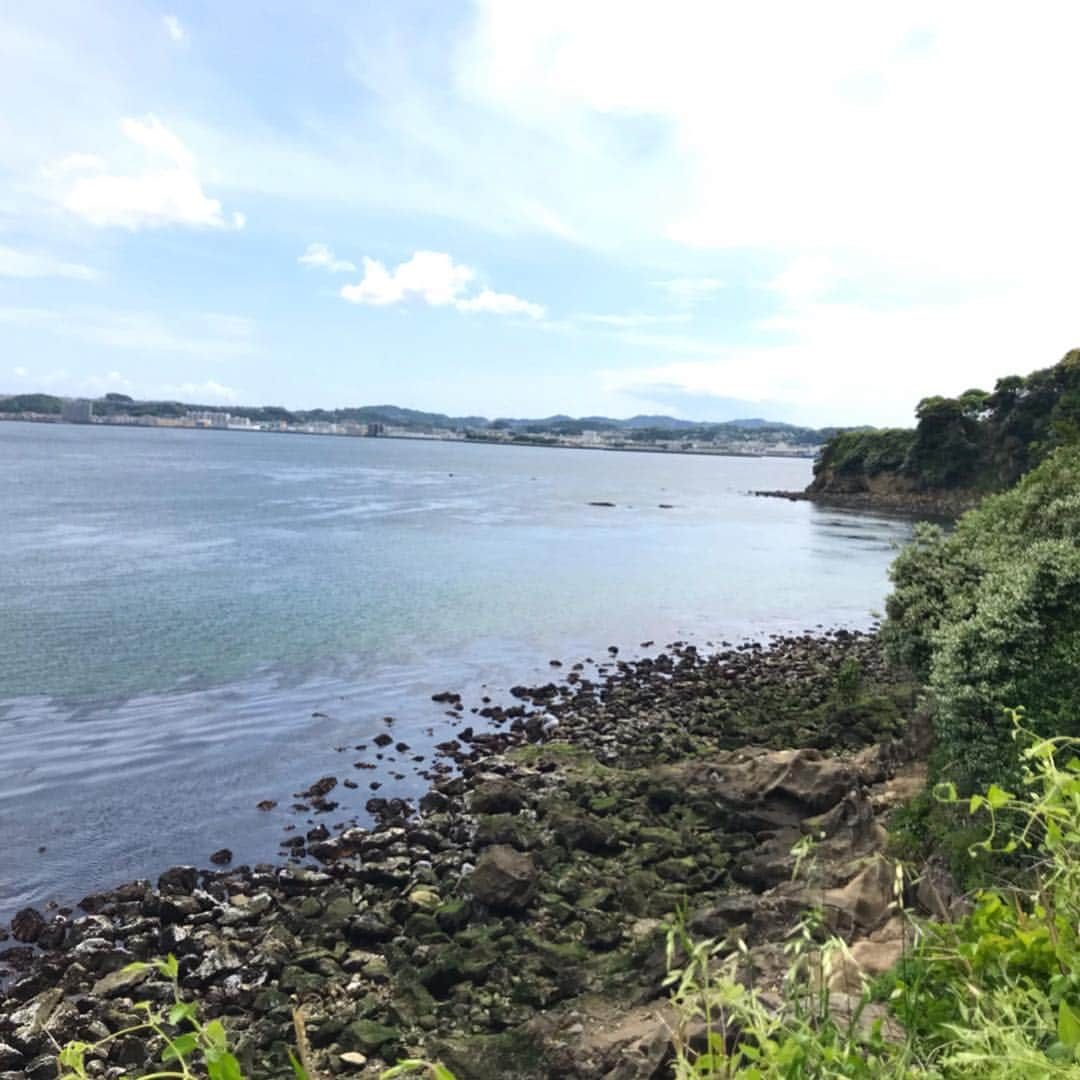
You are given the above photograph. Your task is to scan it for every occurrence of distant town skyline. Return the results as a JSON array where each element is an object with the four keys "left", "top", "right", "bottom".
[{"left": 2, "top": 3, "right": 1080, "bottom": 427}]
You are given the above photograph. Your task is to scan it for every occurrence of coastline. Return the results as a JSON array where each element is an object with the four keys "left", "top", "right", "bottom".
[
  {"left": 0, "top": 416, "right": 816, "bottom": 461},
  {"left": 0, "top": 629, "right": 921, "bottom": 1079},
  {"left": 752, "top": 486, "right": 979, "bottom": 519}
]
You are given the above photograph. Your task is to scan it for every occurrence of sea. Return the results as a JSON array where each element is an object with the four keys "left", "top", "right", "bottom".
[{"left": 0, "top": 421, "right": 916, "bottom": 920}]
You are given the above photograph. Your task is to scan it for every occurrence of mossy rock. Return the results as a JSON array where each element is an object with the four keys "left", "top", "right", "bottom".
[
  {"left": 345, "top": 1018, "right": 400, "bottom": 1056},
  {"left": 614, "top": 869, "right": 661, "bottom": 916},
  {"left": 435, "top": 897, "right": 472, "bottom": 932},
  {"left": 475, "top": 813, "right": 540, "bottom": 851}
]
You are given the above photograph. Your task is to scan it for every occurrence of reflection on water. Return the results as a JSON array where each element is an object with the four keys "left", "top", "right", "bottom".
[{"left": 0, "top": 423, "right": 919, "bottom": 917}]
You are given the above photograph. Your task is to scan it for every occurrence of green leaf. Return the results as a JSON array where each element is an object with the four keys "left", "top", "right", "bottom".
[
  {"left": 1059, "top": 1000, "right": 1080, "bottom": 1049},
  {"left": 204, "top": 1019, "right": 228, "bottom": 1050},
  {"left": 207, "top": 1051, "right": 243, "bottom": 1080},
  {"left": 381, "top": 1064, "right": 429, "bottom": 1078},
  {"left": 156, "top": 954, "right": 180, "bottom": 980},
  {"left": 431, "top": 1067, "right": 458, "bottom": 1080},
  {"left": 986, "top": 783, "right": 1013, "bottom": 809},
  {"left": 162, "top": 1032, "right": 199, "bottom": 1061},
  {"left": 168, "top": 1001, "right": 198, "bottom": 1025},
  {"left": 287, "top": 1049, "right": 309, "bottom": 1079}
]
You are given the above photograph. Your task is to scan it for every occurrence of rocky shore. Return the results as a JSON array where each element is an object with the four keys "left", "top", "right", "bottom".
[
  {"left": 1, "top": 631, "right": 927, "bottom": 1079},
  {"left": 752, "top": 487, "right": 976, "bottom": 518}
]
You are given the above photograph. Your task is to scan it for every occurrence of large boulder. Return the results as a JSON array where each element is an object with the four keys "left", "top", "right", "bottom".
[{"left": 469, "top": 845, "right": 538, "bottom": 912}]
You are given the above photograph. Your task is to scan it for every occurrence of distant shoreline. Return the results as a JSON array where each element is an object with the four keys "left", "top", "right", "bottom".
[{"left": 0, "top": 414, "right": 817, "bottom": 460}]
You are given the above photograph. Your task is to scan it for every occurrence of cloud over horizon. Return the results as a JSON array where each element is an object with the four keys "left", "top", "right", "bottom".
[{"left": 339, "top": 250, "right": 544, "bottom": 318}]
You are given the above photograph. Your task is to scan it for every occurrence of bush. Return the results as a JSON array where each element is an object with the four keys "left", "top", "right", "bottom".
[{"left": 884, "top": 445, "right": 1080, "bottom": 793}]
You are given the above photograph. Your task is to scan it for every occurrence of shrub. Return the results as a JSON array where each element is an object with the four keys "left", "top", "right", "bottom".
[{"left": 884, "top": 444, "right": 1080, "bottom": 793}]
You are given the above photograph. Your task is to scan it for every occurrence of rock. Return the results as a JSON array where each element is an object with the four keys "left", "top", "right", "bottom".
[
  {"left": 209, "top": 848, "right": 233, "bottom": 865},
  {"left": 469, "top": 845, "right": 538, "bottom": 912},
  {"left": 916, "top": 861, "right": 967, "bottom": 921},
  {"left": 470, "top": 779, "right": 527, "bottom": 815},
  {"left": 92, "top": 965, "right": 150, "bottom": 998},
  {"left": 823, "top": 921, "right": 906, "bottom": 994},
  {"left": 730, "top": 833, "right": 800, "bottom": 893},
  {"left": 8, "top": 988, "right": 63, "bottom": 1040},
  {"left": 300, "top": 776, "right": 337, "bottom": 798},
  {"left": 435, "top": 898, "right": 472, "bottom": 933},
  {"left": 0, "top": 1044, "right": 24, "bottom": 1070},
  {"left": 551, "top": 812, "right": 618, "bottom": 854},
  {"left": 157, "top": 866, "right": 198, "bottom": 894},
  {"left": 345, "top": 1018, "right": 400, "bottom": 1053},
  {"left": 340, "top": 1051, "right": 368, "bottom": 1069},
  {"left": 823, "top": 858, "right": 897, "bottom": 933},
  {"left": 10, "top": 908, "right": 45, "bottom": 943},
  {"left": 689, "top": 893, "right": 758, "bottom": 938},
  {"left": 347, "top": 914, "right": 396, "bottom": 944}
]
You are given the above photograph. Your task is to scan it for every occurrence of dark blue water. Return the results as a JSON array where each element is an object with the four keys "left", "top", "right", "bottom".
[{"left": 0, "top": 422, "right": 913, "bottom": 918}]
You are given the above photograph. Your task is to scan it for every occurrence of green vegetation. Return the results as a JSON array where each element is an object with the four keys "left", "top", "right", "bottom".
[
  {"left": 812, "top": 349, "right": 1080, "bottom": 494},
  {"left": 0, "top": 392, "right": 62, "bottom": 413},
  {"left": 884, "top": 443, "right": 1080, "bottom": 794},
  {"left": 665, "top": 724, "right": 1080, "bottom": 1076},
  {"left": 58, "top": 955, "right": 254, "bottom": 1080},
  {"left": 55, "top": 952, "right": 457, "bottom": 1079}
]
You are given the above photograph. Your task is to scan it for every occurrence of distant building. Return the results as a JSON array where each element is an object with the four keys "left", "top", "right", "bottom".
[
  {"left": 366, "top": 422, "right": 386, "bottom": 436},
  {"left": 62, "top": 399, "right": 93, "bottom": 423},
  {"left": 187, "top": 410, "right": 231, "bottom": 428}
]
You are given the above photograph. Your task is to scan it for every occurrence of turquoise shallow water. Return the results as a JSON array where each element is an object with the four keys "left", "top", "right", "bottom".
[{"left": 0, "top": 422, "right": 914, "bottom": 918}]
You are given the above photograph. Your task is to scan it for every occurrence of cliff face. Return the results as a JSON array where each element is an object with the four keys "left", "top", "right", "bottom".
[
  {"left": 809, "top": 464, "right": 917, "bottom": 497},
  {"left": 804, "top": 349, "right": 1080, "bottom": 514},
  {"left": 799, "top": 460, "right": 977, "bottom": 515}
]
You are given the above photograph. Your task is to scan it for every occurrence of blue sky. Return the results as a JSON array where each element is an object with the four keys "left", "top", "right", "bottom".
[{"left": 3, "top": 2, "right": 1080, "bottom": 426}]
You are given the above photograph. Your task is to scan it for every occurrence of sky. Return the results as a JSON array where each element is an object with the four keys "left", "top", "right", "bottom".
[{"left": 2, "top": 2, "right": 1080, "bottom": 427}]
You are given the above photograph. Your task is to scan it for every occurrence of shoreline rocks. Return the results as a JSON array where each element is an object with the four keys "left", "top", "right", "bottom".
[
  {"left": 1, "top": 630, "right": 924, "bottom": 1079},
  {"left": 752, "top": 487, "right": 978, "bottom": 519}
]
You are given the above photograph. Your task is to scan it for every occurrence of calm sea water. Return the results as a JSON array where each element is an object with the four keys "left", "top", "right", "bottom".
[{"left": 0, "top": 422, "right": 914, "bottom": 918}]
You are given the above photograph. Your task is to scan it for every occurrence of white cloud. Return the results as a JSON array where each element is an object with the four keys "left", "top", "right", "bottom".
[
  {"left": 0, "top": 307, "right": 257, "bottom": 358},
  {"left": 341, "top": 251, "right": 475, "bottom": 306},
  {"left": 602, "top": 275, "right": 1080, "bottom": 426},
  {"left": 656, "top": 277, "right": 726, "bottom": 304},
  {"left": 160, "top": 380, "right": 237, "bottom": 402},
  {"left": 0, "top": 245, "right": 100, "bottom": 281},
  {"left": 12, "top": 366, "right": 27, "bottom": 377},
  {"left": 464, "top": 4, "right": 1080, "bottom": 418},
  {"left": 53, "top": 115, "right": 241, "bottom": 230},
  {"left": 299, "top": 242, "right": 356, "bottom": 273},
  {"left": 162, "top": 15, "right": 185, "bottom": 43},
  {"left": 578, "top": 312, "right": 690, "bottom": 327},
  {"left": 82, "top": 370, "right": 133, "bottom": 392},
  {"left": 44, "top": 153, "right": 106, "bottom": 178},
  {"left": 456, "top": 289, "right": 544, "bottom": 319},
  {"left": 340, "top": 251, "right": 546, "bottom": 318},
  {"left": 766, "top": 257, "right": 836, "bottom": 304}
]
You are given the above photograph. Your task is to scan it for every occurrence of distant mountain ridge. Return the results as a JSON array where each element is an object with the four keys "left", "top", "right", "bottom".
[{"left": 0, "top": 391, "right": 828, "bottom": 442}]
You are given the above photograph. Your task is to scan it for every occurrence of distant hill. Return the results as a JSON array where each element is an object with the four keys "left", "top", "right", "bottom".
[{"left": 0, "top": 391, "right": 830, "bottom": 444}]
